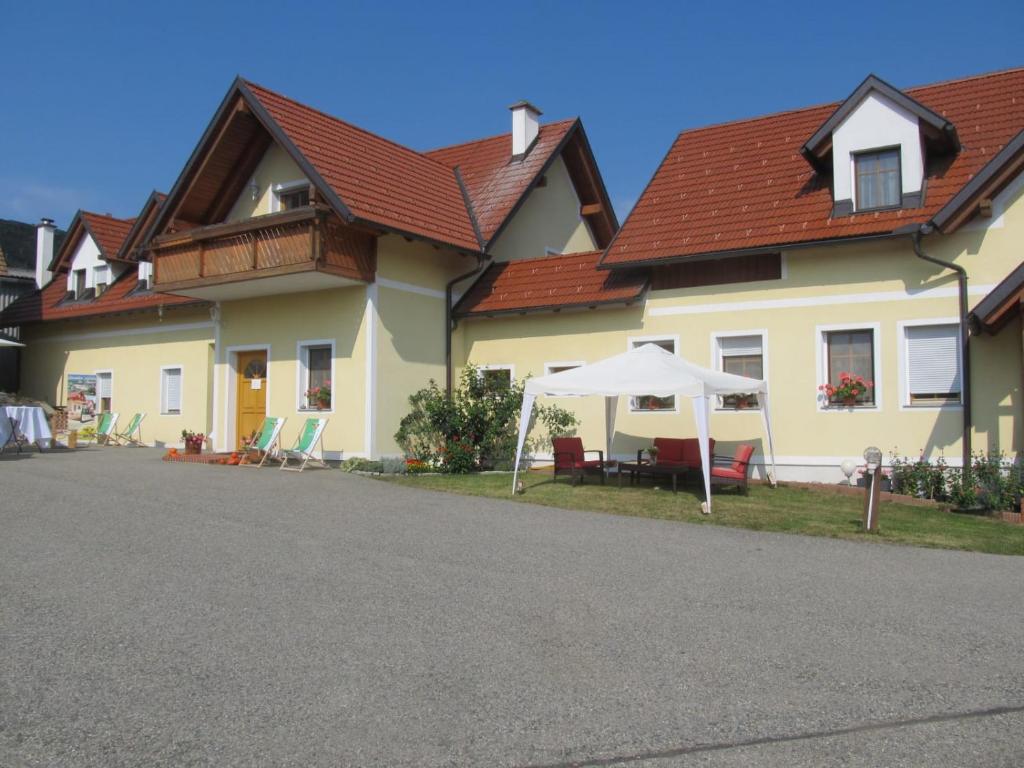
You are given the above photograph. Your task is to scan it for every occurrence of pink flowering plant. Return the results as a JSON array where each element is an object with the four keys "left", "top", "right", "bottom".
[
  {"left": 305, "top": 380, "right": 332, "bottom": 408},
  {"left": 818, "top": 371, "right": 874, "bottom": 405}
]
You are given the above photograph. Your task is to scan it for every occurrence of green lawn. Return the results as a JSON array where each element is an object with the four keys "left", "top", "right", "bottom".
[{"left": 380, "top": 470, "right": 1024, "bottom": 556}]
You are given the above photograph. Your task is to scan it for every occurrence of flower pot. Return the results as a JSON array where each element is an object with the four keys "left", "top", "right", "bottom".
[
  {"left": 185, "top": 444, "right": 201, "bottom": 455},
  {"left": 1001, "top": 510, "right": 1023, "bottom": 525}
]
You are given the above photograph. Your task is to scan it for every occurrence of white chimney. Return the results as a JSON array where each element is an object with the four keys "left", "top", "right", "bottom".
[
  {"left": 35, "top": 218, "right": 55, "bottom": 289},
  {"left": 509, "top": 100, "right": 542, "bottom": 158}
]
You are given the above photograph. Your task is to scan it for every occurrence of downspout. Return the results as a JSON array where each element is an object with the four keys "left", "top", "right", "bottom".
[
  {"left": 911, "top": 225, "right": 971, "bottom": 471},
  {"left": 445, "top": 255, "right": 486, "bottom": 394}
]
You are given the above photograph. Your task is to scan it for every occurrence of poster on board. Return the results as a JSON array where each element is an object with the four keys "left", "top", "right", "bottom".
[{"left": 66, "top": 373, "right": 98, "bottom": 432}]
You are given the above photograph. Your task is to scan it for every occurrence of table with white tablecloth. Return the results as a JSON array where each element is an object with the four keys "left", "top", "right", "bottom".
[{"left": 0, "top": 406, "right": 53, "bottom": 450}]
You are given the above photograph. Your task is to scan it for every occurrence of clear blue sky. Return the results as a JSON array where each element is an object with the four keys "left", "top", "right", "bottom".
[{"left": 1, "top": 0, "right": 1020, "bottom": 229}]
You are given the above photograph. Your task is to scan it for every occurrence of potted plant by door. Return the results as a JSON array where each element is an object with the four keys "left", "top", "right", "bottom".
[
  {"left": 181, "top": 430, "right": 205, "bottom": 455},
  {"left": 305, "top": 381, "right": 332, "bottom": 410},
  {"left": 818, "top": 373, "right": 874, "bottom": 407}
]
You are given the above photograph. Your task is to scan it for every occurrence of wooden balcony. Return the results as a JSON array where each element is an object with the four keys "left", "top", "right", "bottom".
[{"left": 150, "top": 207, "right": 375, "bottom": 300}]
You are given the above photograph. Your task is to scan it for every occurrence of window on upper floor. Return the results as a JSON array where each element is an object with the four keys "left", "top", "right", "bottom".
[
  {"left": 74, "top": 269, "right": 86, "bottom": 298},
  {"left": 904, "top": 324, "right": 961, "bottom": 406},
  {"left": 274, "top": 182, "right": 310, "bottom": 212},
  {"left": 94, "top": 266, "right": 107, "bottom": 296},
  {"left": 854, "top": 148, "right": 901, "bottom": 211}
]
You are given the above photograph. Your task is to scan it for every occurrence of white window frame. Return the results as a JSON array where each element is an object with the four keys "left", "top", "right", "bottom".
[
  {"left": 897, "top": 318, "right": 963, "bottom": 411},
  {"left": 271, "top": 179, "right": 310, "bottom": 213},
  {"left": 627, "top": 334, "right": 681, "bottom": 414},
  {"left": 160, "top": 365, "right": 184, "bottom": 416},
  {"left": 296, "top": 338, "right": 336, "bottom": 413},
  {"left": 710, "top": 329, "right": 767, "bottom": 412},
  {"left": 544, "top": 360, "right": 585, "bottom": 376},
  {"left": 815, "top": 322, "right": 882, "bottom": 412},
  {"left": 476, "top": 364, "right": 516, "bottom": 390},
  {"left": 94, "top": 369, "right": 113, "bottom": 412}
]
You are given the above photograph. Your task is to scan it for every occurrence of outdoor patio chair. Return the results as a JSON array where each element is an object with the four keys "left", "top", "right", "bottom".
[
  {"left": 711, "top": 444, "right": 756, "bottom": 494},
  {"left": 114, "top": 413, "right": 145, "bottom": 446},
  {"left": 239, "top": 416, "right": 286, "bottom": 468},
  {"left": 552, "top": 437, "right": 606, "bottom": 485},
  {"left": 280, "top": 417, "right": 329, "bottom": 472},
  {"left": 93, "top": 412, "right": 119, "bottom": 446}
]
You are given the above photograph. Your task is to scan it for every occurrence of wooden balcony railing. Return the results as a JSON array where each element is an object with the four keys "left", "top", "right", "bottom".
[{"left": 150, "top": 207, "right": 375, "bottom": 292}]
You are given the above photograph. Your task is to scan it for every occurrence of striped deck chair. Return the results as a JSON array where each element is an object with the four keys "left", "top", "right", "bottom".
[
  {"left": 114, "top": 413, "right": 145, "bottom": 446},
  {"left": 239, "top": 416, "right": 286, "bottom": 467},
  {"left": 94, "top": 412, "right": 119, "bottom": 446},
  {"left": 280, "top": 417, "right": 329, "bottom": 472}
]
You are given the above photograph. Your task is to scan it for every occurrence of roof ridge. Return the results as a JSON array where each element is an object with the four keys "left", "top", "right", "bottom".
[
  {"left": 240, "top": 77, "right": 468, "bottom": 176},
  {"left": 905, "top": 65, "right": 1024, "bottom": 94},
  {"left": 678, "top": 66, "right": 1024, "bottom": 139},
  {"left": 425, "top": 118, "right": 577, "bottom": 156},
  {"left": 80, "top": 210, "right": 135, "bottom": 225}
]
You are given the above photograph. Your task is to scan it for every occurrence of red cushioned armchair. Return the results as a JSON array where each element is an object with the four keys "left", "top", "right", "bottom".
[
  {"left": 711, "top": 444, "right": 756, "bottom": 494},
  {"left": 552, "top": 437, "right": 606, "bottom": 485}
]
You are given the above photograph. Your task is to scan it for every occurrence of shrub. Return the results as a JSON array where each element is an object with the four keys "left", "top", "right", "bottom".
[
  {"left": 394, "top": 364, "right": 578, "bottom": 473},
  {"left": 890, "top": 449, "right": 1022, "bottom": 511},
  {"left": 340, "top": 457, "right": 384, "bottom": 474}
]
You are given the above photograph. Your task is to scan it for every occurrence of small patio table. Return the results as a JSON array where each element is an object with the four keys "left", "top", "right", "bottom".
[{"left": 617, "top": 460, "right": 690, "bottom": 493}]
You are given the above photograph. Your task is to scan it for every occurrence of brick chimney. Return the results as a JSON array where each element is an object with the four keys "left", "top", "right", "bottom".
[
  {"left": 509, "top": 101, "right": 541, "bottom": 159},
  {"left": 35, "top": 218, "right": 56, "bottom": 289}
]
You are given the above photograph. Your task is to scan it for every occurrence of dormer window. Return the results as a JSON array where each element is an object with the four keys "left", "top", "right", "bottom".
[
  {"left": 74, "top": 269, "right": 86, "bottom": 298},
  {"left": 854, "top": 148, "right": 901, "bottom": 211}
]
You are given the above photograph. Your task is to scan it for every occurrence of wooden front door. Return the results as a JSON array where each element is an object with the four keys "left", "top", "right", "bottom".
[{"left": 236, "top": 350, "right": 268, "bottom": 448}]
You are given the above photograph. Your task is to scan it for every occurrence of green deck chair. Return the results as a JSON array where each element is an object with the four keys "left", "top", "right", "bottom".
[
  {"left": 114, "top": 413, "right": 145, "bottom": 446},
  {"left": 94, "top": 412, "right": 119, "bottom": 446},
  {"left": 280, "top": 417, "right": 329, "bottom": 472},
  {"left": 239, "top": 416, "right": 286, "bottom": 467}
]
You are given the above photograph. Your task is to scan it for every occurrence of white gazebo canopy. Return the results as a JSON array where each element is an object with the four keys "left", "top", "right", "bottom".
[{"left": 512, "top": 343, "right": 777, "bottom": 512}]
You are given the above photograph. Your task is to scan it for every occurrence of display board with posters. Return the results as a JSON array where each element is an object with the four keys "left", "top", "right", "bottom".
[{"left": 66, "top": 374, "right": 98, "bottom": 431}]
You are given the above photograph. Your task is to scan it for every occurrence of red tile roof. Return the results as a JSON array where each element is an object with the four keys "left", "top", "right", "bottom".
[
  {"left": 426, "top": 120, "right": 577, "bottom": 245},
  {"left": 243, "top": 81, "right": 481, "bottom": 251},
  {"left": 454, "top": 251, "right": 647, "bottom": 317},
  {"left": 0, "top": 265, "right": 201, "bottom": 326},
  {"left": 604, "top": 68, "right": 1024, "bottom": 266},
  {"left": 81, "top": 212, "right": 136, "bottom": 260}
]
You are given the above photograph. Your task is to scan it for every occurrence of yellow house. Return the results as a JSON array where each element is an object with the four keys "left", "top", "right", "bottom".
[
  {"left": 10, "top": 78, "right": 611, "bottom": 458},
  {"left": 2, "top": 193, "right": 214, "bottom": 446},
  {"left": 4, "top": 68, "right": 1021, "bottom": 484},
  {"left": 454, "top": 68, "right": 1024, "bottom": 481}
]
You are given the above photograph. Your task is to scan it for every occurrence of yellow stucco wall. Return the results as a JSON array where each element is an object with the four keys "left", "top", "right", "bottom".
[
  {"left": 456, "top": 175, "right": 1024, "bottom": 478},
  {"left": 487, "top": 155, "right": 597, "bottom": 262},
  {"left": 214, "top": 286, "right": 367, "bottom": 456},
  {"left": 19, "top": 308, "right": 215, "bottom": 447},
  {"left": 225, "top": 144, "right": 307, "bottom": 222}
]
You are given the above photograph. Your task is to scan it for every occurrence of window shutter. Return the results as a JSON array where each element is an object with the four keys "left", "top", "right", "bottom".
[
  {"left": 163, "top": 368, "right": 182, "bottom": 412},
  {"left": 720, "top": 335, "right": 762, "bottom": 357},
  {"left": 97, "top": 373, "right": 112, "bottom": 399},
  {"left": 907, "top": 325, "right": 960, "bottom": 395}
]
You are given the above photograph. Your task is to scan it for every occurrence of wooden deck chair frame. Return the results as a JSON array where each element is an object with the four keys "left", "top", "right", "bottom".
[
  {"left": 239, "top": 417, "right": 286, "bottom": 467},
  {"left": 280, "top": 417, "right": 329, "bottom": 472},
  {"left": 93, "top": 412, "right": 119, "bottom": 445},
  {"left": 114, "top": 413, "right": 145, "bottom": 446},
  {"left": 3, "top": 415, "right": 34, "bottom": 453}
]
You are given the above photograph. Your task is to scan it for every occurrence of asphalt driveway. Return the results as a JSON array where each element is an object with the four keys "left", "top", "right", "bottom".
[{"left": 1, "top": 448, "right": 1022, "bottom": 767}]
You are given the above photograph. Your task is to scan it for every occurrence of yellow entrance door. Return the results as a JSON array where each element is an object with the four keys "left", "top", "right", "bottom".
[{"left": 236, "top": 350, "right": 268, "bottom": 448}]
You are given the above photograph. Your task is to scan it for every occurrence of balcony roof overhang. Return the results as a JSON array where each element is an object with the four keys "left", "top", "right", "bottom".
[{"left": 155, "top": 263, "right": 366, "bottom": 301}]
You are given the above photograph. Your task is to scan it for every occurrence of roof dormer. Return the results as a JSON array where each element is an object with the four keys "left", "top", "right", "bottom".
[{"left": 801, "top": 75, "right": 959, "bottom": 216}]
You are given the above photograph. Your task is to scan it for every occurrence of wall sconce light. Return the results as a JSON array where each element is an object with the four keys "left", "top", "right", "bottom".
[{"left": 248, "top": 178, "right": 259, "bottom": 201}]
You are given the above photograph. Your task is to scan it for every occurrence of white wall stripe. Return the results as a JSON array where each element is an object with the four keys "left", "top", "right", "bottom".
[
  {"left": 32, "top": 320, "right": 215, "bottom": 344},
  {"left": 376, "top": 277, "right": 446, "bottom": 300},
  {"left": 648, "top": 284, "right": 995, "bottom": 317}
]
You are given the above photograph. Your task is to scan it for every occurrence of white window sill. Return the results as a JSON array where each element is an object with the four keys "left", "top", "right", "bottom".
[
  {"left": 715, "top": 407, "right": 763, "bottom": 414},
  {"left": 298, "top": 407, "right": 334, "bottom": 414},
  {"left": 629, "top": 409, "right": 681, "bottom": 415},
  {"left": 160, "top": 411, "right": 182, "bottom": 416},
  {"left": 901, "top": 403, "right": 963, "bottom": 412}
]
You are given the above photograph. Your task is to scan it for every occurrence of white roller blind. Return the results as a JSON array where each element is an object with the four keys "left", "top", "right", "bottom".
[
  {"left": 97, "top": 372, "right": 112, "bottom": 399},
  {"left": 720, "top": 335, "right": 762, "bottom": 357},
  {"left": 162, "top": 368, "right": 182, "bottom": 413},
  {"left": 907, "top": 325, "right": 960, "bottom": 395}
]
